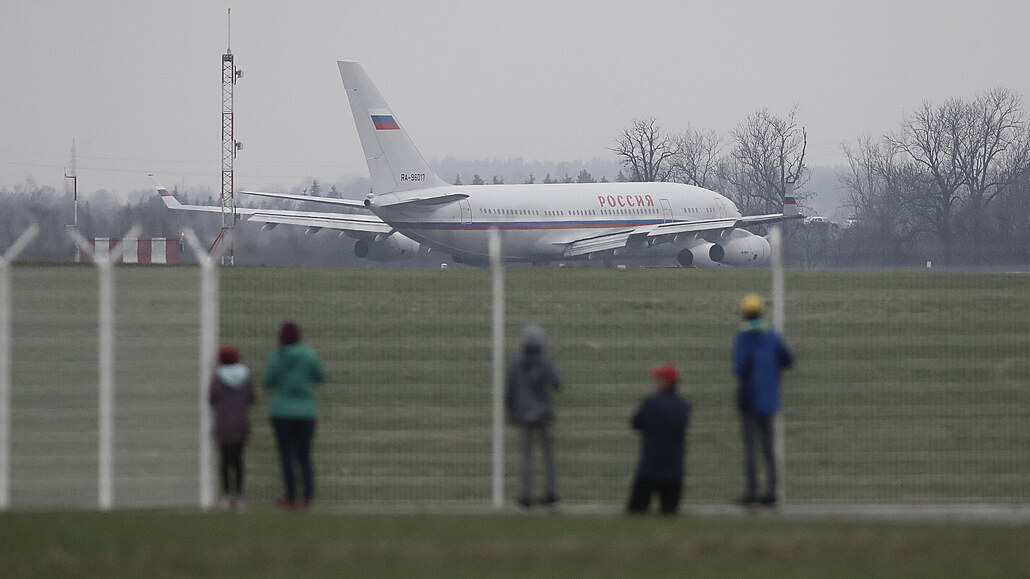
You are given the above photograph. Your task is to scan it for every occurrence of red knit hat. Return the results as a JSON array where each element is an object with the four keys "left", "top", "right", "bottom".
[
  {"left": 648, "top": 364, "right": 679, "bottom": 385},
  {"left": 218, "top": 346, "right": 239, "bottom": 365}
]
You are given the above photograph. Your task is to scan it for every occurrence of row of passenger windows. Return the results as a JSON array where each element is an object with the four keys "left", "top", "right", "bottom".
[
  {"left": 478, "top": 207, "right": 665, "bottom": 217},
  {"left": 475, "top": 206, "right": 716, "bottom": 218}
]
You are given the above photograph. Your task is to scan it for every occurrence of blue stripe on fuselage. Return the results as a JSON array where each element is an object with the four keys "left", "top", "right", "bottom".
[{"left": 395, "top": 220, "right": 663, "bottom": 231}]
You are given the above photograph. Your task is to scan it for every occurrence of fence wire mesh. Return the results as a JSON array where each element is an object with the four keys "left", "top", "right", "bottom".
[
  {"left": 3, "top": 264, "right": 1029, "bottom": 509},
  {"left": 9, "top": 266, "right": 200, "bottom": 508}
]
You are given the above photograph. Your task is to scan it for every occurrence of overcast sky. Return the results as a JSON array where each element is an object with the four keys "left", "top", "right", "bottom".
[{"left": 2, "top": 1, "right": 1028, "bottom": 197}]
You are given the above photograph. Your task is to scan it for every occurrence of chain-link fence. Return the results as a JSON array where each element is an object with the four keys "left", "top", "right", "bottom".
[{"left": 2, "top": 260, "right": 1028, "bottom": 510}]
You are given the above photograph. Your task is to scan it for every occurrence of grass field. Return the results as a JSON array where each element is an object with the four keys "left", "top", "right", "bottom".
[
  {"left": 1, "top": 511, "right": 1028, "bottom": 577},
  {"left": 7, "top": 264, "right": 1030, "bottom": 510}
]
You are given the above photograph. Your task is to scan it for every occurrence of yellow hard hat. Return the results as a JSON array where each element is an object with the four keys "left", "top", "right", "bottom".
[{"left": 740, "top": 293, "right": 763, "bottom": 317}]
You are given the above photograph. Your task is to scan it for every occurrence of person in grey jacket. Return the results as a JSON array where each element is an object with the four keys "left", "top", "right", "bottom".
[
  {"left": 208, "top": 346, "right": 255, "bottom": 510},
  {"left": 505, "top": 325, "right": 562, "bottom": 508}
]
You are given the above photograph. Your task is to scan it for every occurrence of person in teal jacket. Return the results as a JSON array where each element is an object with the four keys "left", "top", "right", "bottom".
[{"left": 263, "top": 321, "right": 325, "bottom": 508}]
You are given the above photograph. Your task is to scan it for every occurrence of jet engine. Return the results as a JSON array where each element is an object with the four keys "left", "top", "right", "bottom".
[
  {"left": 676, "top": 242, "right": 720, "bottom": 267},
  {"left": 353, "top": 233, "right": 420, "bottom": 262},
  {"left": 709, "top": 229, "right": 771, "bottom": 266}
]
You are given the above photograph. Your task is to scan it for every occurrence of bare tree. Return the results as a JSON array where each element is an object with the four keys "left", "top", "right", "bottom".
[
  {"left": 720, "top": 106, "right": 808, "bottom": 215},
  {"left": 888, "top": 99, "right": 968, "bottom": 264},
  {"left": 839, "top": 136, "right": 924, "bottom": 265},
  {"left": 957, "top": 88, "right": 1030, "bottom": 259},
  {"left": 610, "top": 117, "right": 679, "bottom": 182},
  {"left": 990, "top": 170, "right": 1030, "bottom": 261},
  {"left": 669, "top": 127, "right": 723, "bottom": 188}
]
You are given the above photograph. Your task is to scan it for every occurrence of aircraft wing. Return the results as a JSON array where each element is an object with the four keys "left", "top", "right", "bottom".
[
  {"left": 150, "top": 174, "right": 392, "bottom": 235},
  {"left": 561, "top": 227, "right": 648, "bottom": 257},
  {"left": 646, "top": 217, "right": 739, "bottom": 239},
  {"left": 730, "top": 192, "right": 803, "bottom": 227},
  {"left": 561, "top": 212, "right": 800, "bottom": 258},
  {"left": 734, "top": 212, "right": 804, "bottom": 226},
  {"left": 244, "top": 210, "right": 392, "bottom": 234}
]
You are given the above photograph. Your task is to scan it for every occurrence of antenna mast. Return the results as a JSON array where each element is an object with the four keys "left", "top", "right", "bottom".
[
  {"left": 217, "top": 7, "right": 242, "bottom": 264},
  {"left": 64, "top": 139, "right": 78, "bottom": 228}
]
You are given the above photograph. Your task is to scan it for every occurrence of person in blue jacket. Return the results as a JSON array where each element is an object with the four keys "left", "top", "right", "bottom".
[
  {"left": 733, "top": 293, "right": 793, "bottom": 507},
  {"left": 626, "top": 364, "right": 692, "bottom": 515}
]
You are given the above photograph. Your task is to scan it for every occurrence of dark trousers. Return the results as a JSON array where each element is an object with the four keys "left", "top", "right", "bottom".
[
  {"left": 272, "top": 418, "right": 317, "bottom": 501},
  {"left": 519, "top": 421, "right": 558, "bottom": 501},
  {"left": 626, "top": 476, "right": 682, "bottom": 515},
  {"left": 218, "top": 442, "right": 244, "bottom": 496},
  {"left": 740, "top": 412, "right": 776, "bottom": 499}
]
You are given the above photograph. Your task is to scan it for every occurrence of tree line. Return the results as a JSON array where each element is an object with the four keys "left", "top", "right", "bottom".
[
  {"left": 610, "top": 88, "right": 1030, "bottom": 267},
  {"left": 0, "top": 180, "right": 390, "bottom": 266},
  {"left": 5, "top": 87, "right": 1029, "bottom": 268}
]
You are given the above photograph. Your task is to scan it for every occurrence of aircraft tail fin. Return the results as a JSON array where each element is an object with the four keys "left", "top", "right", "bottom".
[
  {"left": 149, "top": 174, "right": 224, "bottom": 213},
  {"left": 783, "top": 178, "right": 799, "bottom": 217},
  {"left": 337, "top": 61, "right": 447, "bottom": 195},
  {"left": 150, "top": 174, "right": 184, "bottom": 210}
]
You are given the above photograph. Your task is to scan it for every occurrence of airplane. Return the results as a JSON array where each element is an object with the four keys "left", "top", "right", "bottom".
[{"left": 154, "top": 60, "right": 801, "bottom": 267}]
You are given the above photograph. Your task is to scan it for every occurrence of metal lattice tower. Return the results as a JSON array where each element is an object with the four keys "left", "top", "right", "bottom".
[{"left": 219, "top": 8, "right": 242, "bottom": 265}]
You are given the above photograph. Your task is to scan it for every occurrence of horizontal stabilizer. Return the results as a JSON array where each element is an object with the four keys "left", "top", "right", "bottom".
[
  {"left": 372, "top": 192, "right": 470, "bottom": 209},
  {"left": 240, "top": 190, "right": 369, "bottom": 209}
]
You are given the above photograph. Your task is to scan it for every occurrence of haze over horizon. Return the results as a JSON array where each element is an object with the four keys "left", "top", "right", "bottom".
[{"left": 2, "top": 1, "right": 1027, "bottom": 201}]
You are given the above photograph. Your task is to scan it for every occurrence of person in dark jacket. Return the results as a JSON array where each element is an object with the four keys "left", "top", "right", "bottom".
[
  {"left": 263, "top": 321, "right": 325, "bottom": 509},
  {"left": 733, "top": 293, "right": 793, "bottom": 507},
  {"left": 505, "top": 325, "right": 561, "bottom": 508},
  {"left": 208, "top": 345, "right": 256, "bottom": 510},
  {"left": 627, "top": 364, "right": 692, "bottom": 515}
]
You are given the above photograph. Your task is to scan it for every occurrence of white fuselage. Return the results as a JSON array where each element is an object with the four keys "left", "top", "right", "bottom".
[{"left": 368, "top": 181, "right": 740, "bottom": 262}]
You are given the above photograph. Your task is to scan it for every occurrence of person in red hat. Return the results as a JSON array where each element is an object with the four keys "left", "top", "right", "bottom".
[
  {"left": 626, "top": 363, "right": 692, "bottom": 515},
  {"left": 208, "top": 345, "right": 255, "bottom": 510}
]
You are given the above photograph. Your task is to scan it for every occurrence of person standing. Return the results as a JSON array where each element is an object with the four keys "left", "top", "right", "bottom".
[
  {"left": 505, "top": 325, "right": 561, "bottom": 509},
  {"left": 263, "top": 321, "right": 325, "bottom": 509},
  {"left": 733, "top": 293, "right": 794, "bottom": 507},
  {"left": 208, "top": 345, "right": 255, "bottom": 510},
  {"left": 626, "top": 364, "right": 692, "bottom": 515}
]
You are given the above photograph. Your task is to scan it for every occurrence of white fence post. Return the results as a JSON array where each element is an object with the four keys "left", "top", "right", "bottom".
[
  {"left": 70, "top": 226, "right": 139, "bottom": 511},
  {"left": 770, "top": 223, "right": 786, "bottom": 504},
  {"left": 183, "top": 230, "right": 220, "bottom": 510},
  {"left": 489, "top": 228, "right": 505, "bottom": 510},
  {"left": 0, "top": 224, "right": 40, "bottom": 510}
]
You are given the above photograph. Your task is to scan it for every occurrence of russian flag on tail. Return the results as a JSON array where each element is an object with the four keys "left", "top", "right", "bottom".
[{"left": 371, "top": 113, "right": 399, "bottom": 130}]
